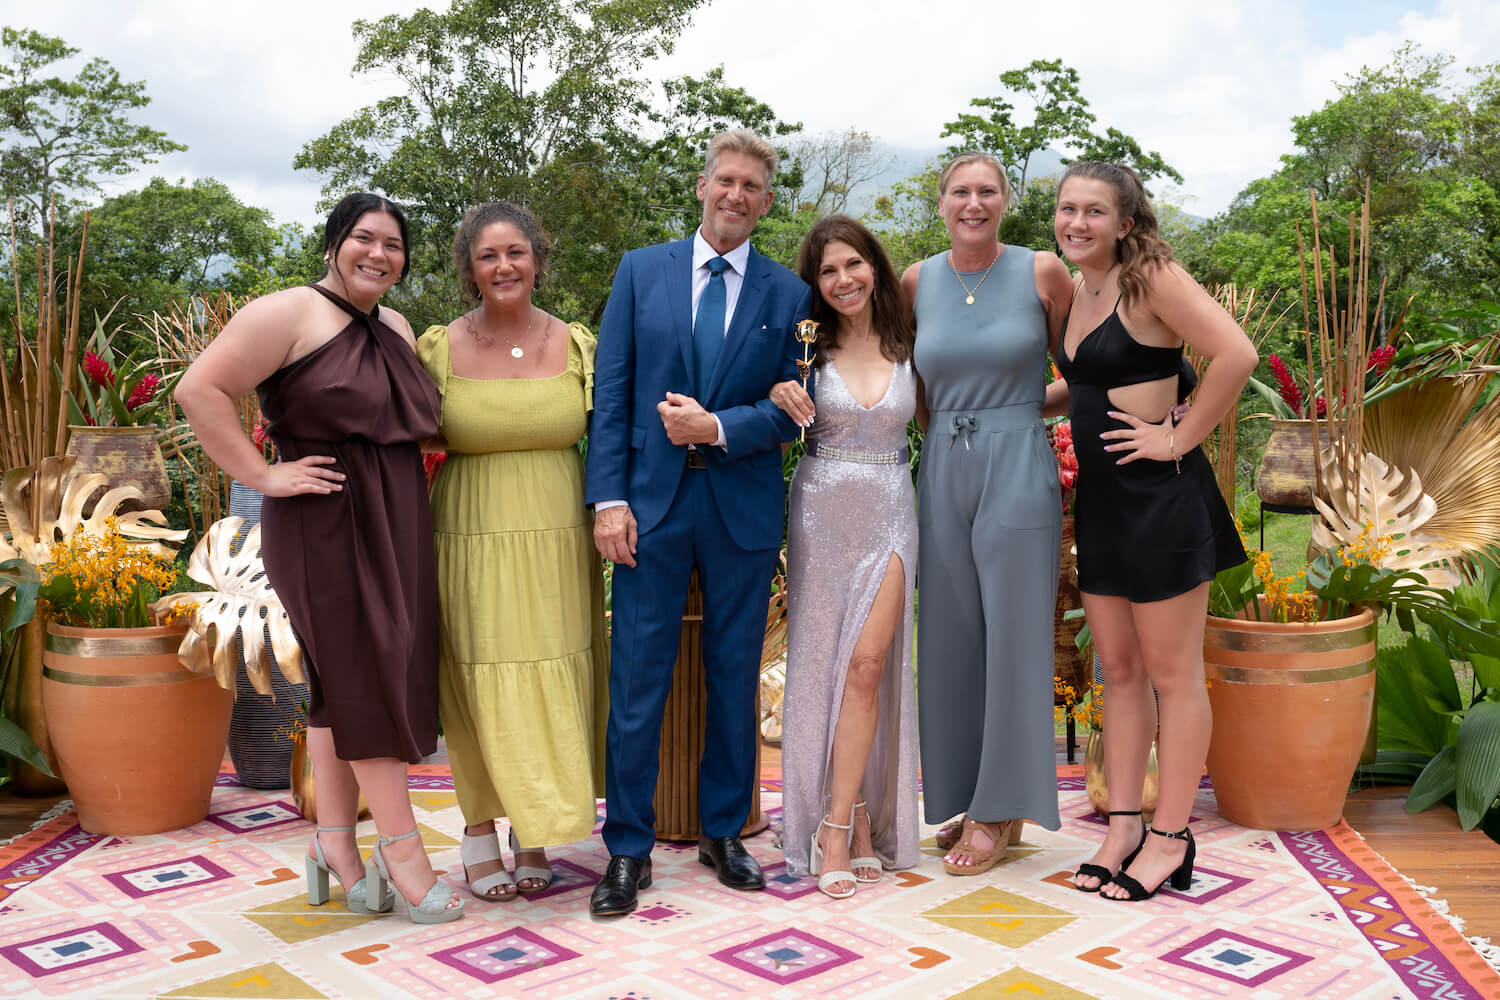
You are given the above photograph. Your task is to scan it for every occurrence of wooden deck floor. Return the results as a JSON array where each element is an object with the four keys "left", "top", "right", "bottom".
[{"left": 4, "top": 746, "right": 1497, "bottom": 944}]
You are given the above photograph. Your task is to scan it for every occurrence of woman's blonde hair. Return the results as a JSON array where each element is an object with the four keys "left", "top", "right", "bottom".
[
  {"left": 938, "top": 151, "right": 1012, "bottom": 203},
  {"left": 1058, "top": 161, "right": 1174, "bottom": 308}
]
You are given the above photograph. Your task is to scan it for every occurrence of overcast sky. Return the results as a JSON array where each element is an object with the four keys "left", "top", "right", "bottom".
[{"left": 7, "top": 0, "right": 1497, "bottom": 228}]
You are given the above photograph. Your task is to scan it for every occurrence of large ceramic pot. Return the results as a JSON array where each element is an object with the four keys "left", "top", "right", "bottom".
[
  {"left": 1255, "top": 418, "right": 1334, "bottom": 511},
  {"left": 224, "top": 480, "right": 308, "bottom": 789},
  {"left": 1203, "top": 605, "right": 1377, "bottom": 831},
  {"left": 1, "top": 616, "right": 67, "bottom": 795},
  {"left": 41, "top": 622, "right": 233, "bottom": 835},
  {"left": 64, "top": 425, "right": 171, "bottom": 514}
]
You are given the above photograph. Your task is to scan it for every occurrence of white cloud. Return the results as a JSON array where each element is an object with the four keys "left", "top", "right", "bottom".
[{"left": 6, "top": 0, "right": 1495, "bottom": 226}]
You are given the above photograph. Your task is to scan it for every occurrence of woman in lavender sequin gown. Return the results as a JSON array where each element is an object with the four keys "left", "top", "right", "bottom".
[{"left": 770, "top": 216, "right": 919, "bottom": 898}]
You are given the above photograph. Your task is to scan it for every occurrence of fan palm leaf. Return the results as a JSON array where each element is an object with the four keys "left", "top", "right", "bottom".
[{"left": 1363, "top": 373, "right": 1500, "bottom": 573}]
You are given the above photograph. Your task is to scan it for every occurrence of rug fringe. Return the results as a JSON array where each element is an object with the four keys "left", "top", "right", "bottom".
[
  {"left": 1402, "top": 874, "right": 1500, "bottom": 973},
  {"left": 0, "top": 799, "right": 73, "bottom": 850}
]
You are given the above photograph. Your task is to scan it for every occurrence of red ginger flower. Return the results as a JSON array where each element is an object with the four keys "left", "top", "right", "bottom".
[
  {"left": 1268, "top": 354, "right": 1304, "bottom": 418},
  {"left": 125, "top": 372, "right": 159, "bottom": 410},
  {"left": 1367, "top": 345, "right": 1396, "bottom": 374},
  {"left": 1314, "top": 395, "right": 1328, "bottom": 418},
  {"left": 83, "top": 351, "right": 115, "bottom": 388}
]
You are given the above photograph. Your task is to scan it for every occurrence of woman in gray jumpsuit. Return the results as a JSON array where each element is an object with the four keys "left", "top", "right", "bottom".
[{"left": 900, "top": 152, "right": 1073, "bottom": 876}]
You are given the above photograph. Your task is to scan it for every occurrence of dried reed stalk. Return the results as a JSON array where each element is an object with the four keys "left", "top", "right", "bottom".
[
  {"left": 1295, "top": 182, "right": 1399, "bottom": 512},
  {"left": 1196, "top": 284, "right": 1290, "bottom": 506},
  {"left": 146, "top": 293, "right": 247, "bottom": 537},
  {"left": 3, "top": 198, "right": 90, "bottom": 524}
]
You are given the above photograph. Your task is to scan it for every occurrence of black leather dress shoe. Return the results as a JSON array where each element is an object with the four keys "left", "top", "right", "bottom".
[
  {"left": 697, "top": 835, "right": 765, "bottom": 890},
  {"left": 590, "top": 855, "right": 651, "bottom": 917}
]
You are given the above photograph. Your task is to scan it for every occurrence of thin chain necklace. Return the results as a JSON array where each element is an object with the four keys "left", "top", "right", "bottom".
[
  {"left": 948, "top": 248, "right": 1001, "bottom": 306},
  {"left": 1081, "top": 264, "right": 1119, "bottom": 297},
  {"left": 468, "top": 305, "right": 544, "bottom": 358}
]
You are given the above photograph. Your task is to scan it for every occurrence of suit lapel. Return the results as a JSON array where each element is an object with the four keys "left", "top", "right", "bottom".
[
  {"left": 665, "top": 238, "right": 695, "bottom": 388},
  {"left": 707, "top": 247, "right": 769, "bottom": 402}
]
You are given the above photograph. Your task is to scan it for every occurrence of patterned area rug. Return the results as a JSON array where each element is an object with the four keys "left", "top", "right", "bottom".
[{"left": 1, "top": 764, "right": 1496, "bottom": 1000}]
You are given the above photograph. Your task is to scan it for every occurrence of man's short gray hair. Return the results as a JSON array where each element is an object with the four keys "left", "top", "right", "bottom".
[{"left": 704, "top": 129, "right": 779, "bottom": 184}]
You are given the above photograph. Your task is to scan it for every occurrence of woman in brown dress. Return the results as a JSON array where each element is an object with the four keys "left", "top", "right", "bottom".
[{"left": 176, "top": 193, "right": 463, "bottom": 924}]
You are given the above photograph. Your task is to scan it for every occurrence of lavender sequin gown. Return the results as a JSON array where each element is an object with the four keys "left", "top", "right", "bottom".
[{"left": 781, "top": 358, "right": 920, "bottom": 876}]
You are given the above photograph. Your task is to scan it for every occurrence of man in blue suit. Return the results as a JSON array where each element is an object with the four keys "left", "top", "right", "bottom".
[{"left": 584, "top": 129, "right": 810, "bottom": 916}]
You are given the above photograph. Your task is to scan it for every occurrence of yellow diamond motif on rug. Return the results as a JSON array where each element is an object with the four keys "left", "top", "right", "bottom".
[
  {"left": 159, "top": 961, "right": 327, "bottom": 999},
  {"left": 354, "top": 821, "right": 456, "bottom": 851},
  {"left": 949, "top": 966, "right": 1099, "bottom": 999},
  {"left": 922, "top": 886, "right": 1076, "bottom": 947},
  {"left": 409, "top": 790, "right": 458, "bottom": 812},
  {"left": 243, "top": 894, "right": 387, "bottom": 944}
]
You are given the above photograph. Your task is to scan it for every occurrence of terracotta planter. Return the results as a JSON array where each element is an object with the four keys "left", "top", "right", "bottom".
[
  {"left": 63, "top": 425, "right": 171, "bottom": 514},
  {"left": 1255, "top": 418, "right": 1336, "bottom": 511},
  {"left": 1203, "top": 605, "right": 1377, "bottom": 831},
  {"left": 1083, "top": 729, "right": 1160, "bottom": 821},
  {"left": 41, "top": 622, "right": 233, "bottom": 835},
  {"left": 2, "top": 616, "right": 67, "bottom": 795}
]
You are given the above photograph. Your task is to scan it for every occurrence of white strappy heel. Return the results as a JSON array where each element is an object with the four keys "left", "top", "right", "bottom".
[
  {"left": 809, "top": 815, "right": 857, "bottom": 900},
  {"left": 850, "top": 801, "right": 882, "bottom": 884}
]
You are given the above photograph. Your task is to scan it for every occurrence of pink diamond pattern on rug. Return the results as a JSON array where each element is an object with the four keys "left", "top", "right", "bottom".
[
  {"left": 206, "top": 800, "right": 302, "bottom": 834},
  {"left": 0, "top": 922, "right": 143, "bottom": 977},
  {"left": 1162, "top": 928, "right": 1314, "bottom": 986},
  {"left": 759, "top": 860, "right": 820, "bottom": 901},
  {"left": 711, "top": 927, "right": 860, "bottom": 984},
  {"left": 103, "top": 855, "right": 232, "bottom": 899},
  {"left": 431, "top": 927, "right": 582, "bottom": 985}
]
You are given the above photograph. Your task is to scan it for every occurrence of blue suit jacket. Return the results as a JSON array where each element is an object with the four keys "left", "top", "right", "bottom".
[{"left": 584, "top": 237, "right": 811, "bottom": 551}]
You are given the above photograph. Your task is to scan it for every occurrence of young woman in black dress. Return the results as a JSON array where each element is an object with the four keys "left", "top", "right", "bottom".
[{"left": 1052, "top": 163, "right": 1256, "bottom": 901}]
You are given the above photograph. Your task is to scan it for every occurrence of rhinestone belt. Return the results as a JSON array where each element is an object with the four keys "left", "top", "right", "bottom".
[{"left": 806, "top": 442, "right": 908, "bottom": 465}]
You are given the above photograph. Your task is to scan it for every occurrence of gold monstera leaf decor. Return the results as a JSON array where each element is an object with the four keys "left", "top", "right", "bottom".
[
  {"left": 0, "top": 456, "right": 186, "bottom": 565},
  {"left": 153, "top": 516, "right": 304, "bottom": 696},
  {"left": 1311, "top": 451, "right": 1463, "bottom": 592}
]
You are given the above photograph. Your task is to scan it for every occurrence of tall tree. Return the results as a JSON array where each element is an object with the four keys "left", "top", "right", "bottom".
[
  {"left": 295, "top": 3, "right": 804, "bottom": 327},
  {"left": 1202, "top": 45, "right": 1499, "bottom": 341},
  {"left": 75, "top": 177, "right": 280, "bottom": 321},
  {"left": 791, "top": 128, "right": 889, "bottom": 215},
  {"left": 0, "top": 27, "right": 183, "bottom": 234},
  {"left": 941, "top": 58, "right": 1181, "bottom": 192}
]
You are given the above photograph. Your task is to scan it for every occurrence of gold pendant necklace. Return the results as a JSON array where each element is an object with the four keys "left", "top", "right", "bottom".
[
  {"left": 948, "top": 249, "right": 1001, "bottom": 306},
  {"left": 469, "top": 306, "right": 538, "bottom": 358}
]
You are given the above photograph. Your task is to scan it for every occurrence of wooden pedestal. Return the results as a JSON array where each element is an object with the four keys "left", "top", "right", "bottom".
[{"left": 653, "top": 573, "right": 767, "bottom": 842}]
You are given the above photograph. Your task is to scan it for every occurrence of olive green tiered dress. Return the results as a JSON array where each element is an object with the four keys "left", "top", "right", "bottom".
[{"left": 417, "top": 323, "right": 608, "bottom": 846}]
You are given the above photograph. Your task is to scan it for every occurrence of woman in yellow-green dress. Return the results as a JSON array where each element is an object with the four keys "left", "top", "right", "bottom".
[{"left": 417, "top": 202, "right": 608, "bottom": 902}]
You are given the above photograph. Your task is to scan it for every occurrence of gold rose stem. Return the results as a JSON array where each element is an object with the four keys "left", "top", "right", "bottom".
[{"left": 799, "top": 340, "right": 810, "bottom": 444}]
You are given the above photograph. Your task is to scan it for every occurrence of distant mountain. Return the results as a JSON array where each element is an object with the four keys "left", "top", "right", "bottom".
[{"left": 831, "top": 140, "right": 1202, "bottom": 226}]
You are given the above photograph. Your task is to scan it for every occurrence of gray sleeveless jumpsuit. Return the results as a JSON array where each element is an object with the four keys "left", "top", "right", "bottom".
[{"left": 913, "top": 246, "right": 1062, "bottom": 831}]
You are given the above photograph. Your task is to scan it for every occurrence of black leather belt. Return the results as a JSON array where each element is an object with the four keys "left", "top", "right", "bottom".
[{"left": 685, "top": 451, "right": 708, "bottom": 469}]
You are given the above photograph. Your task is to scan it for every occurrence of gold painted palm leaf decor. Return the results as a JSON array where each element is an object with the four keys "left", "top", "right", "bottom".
[
  {"left": 1311, "top": 451, "right": 1463, "bottom": 592},
  {"left": 151, "top": 516, "right": 304, "bottom": 697},
  {"left": 0, "top": 457, "right": 186, "bottom": 565}
]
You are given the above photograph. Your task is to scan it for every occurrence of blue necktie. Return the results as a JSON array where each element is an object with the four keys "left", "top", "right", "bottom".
[{"left": 694, "top": 256, "right": 730, "bottom": 394}]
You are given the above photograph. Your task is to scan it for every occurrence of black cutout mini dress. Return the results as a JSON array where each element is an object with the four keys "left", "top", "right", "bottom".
[{"left": 1055, "top": 296, "right": 1246, "bottom": 602}]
